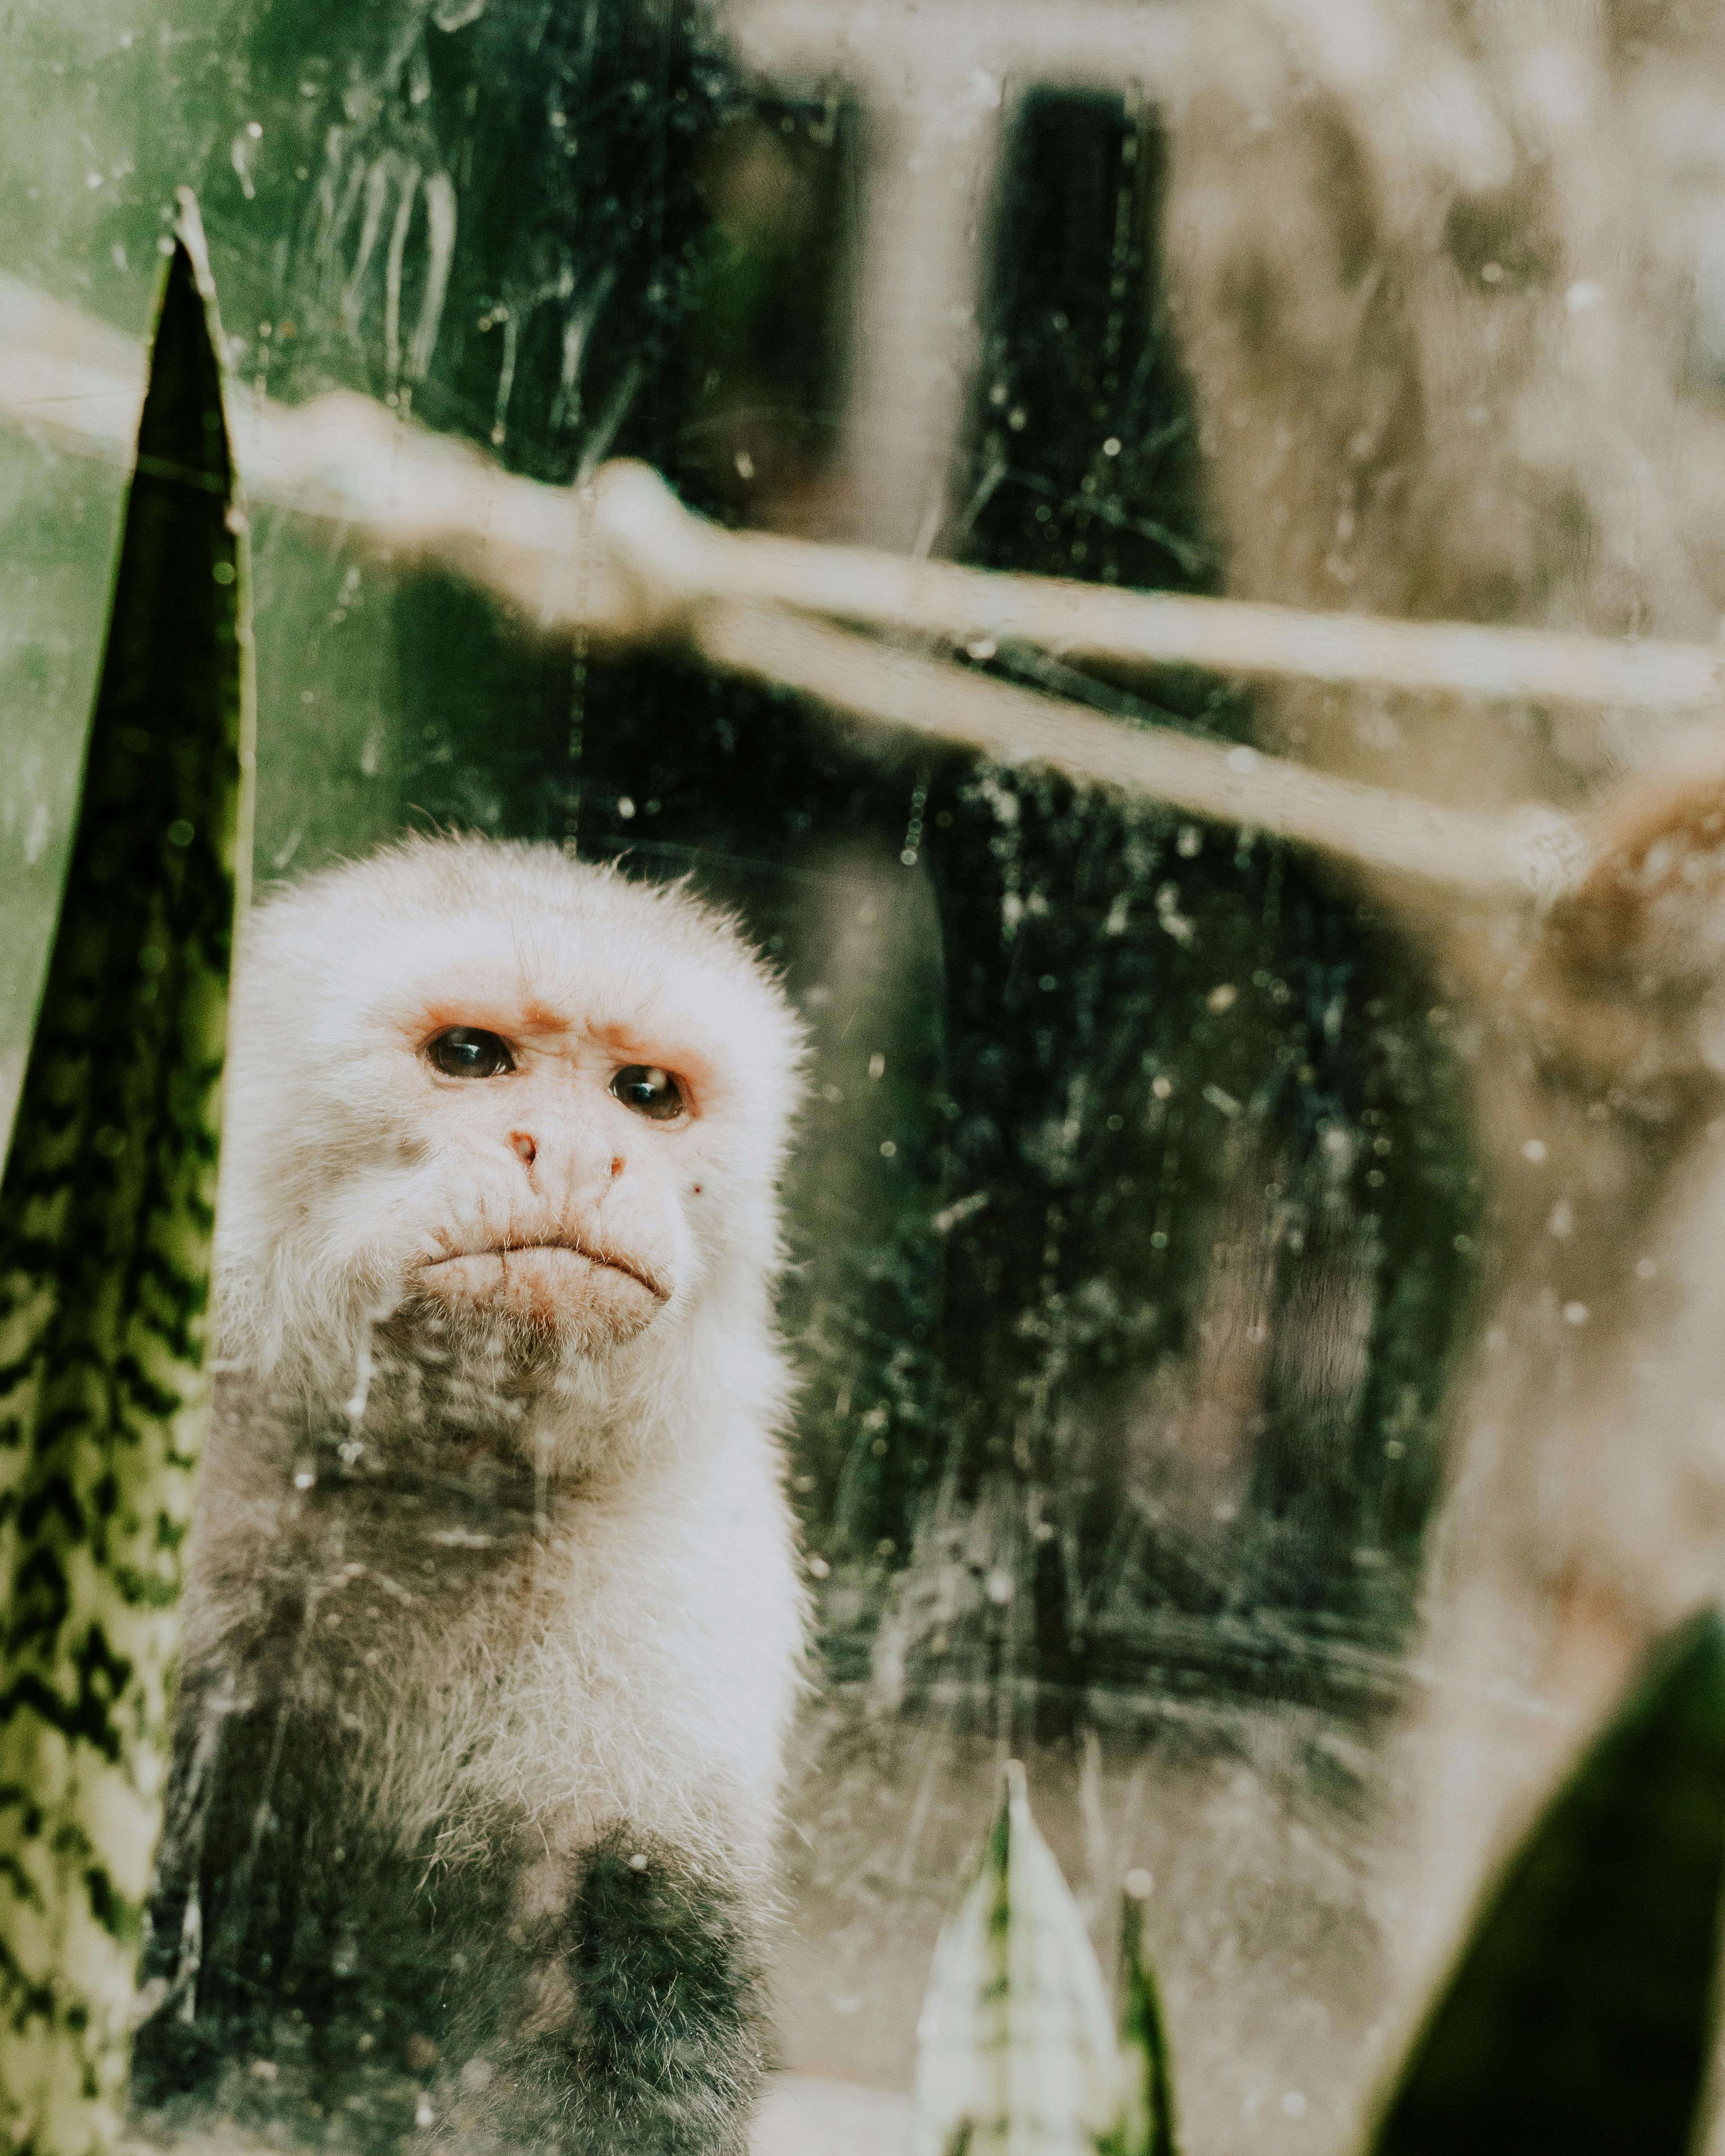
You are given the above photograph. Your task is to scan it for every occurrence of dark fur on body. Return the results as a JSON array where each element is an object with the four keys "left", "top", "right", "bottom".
[{"left": 132, "top": 1363, "right": 767, "bottom": 2156}]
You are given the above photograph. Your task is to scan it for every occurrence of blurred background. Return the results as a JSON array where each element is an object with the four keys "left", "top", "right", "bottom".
[{"left": 14, "top": 2, "right": 1725, "bottom": 2148}]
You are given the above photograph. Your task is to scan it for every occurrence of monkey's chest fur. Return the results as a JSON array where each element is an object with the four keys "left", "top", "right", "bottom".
[{"left": 131, "top": 1421, "right": 767, "bottom": 2156}]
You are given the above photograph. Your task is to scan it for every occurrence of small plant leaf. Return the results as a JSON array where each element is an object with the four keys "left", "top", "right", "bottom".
[
  {"left": 914, "top": 1761, "right": 1127, "bottom": 2156},
  {"left": 1114, "top": 1891, "right": 1178, "bottom": 2156},
  {"left": 1367, "top": 1607, "right": 1725, "bottom": 2156},
  {"left": 0, "top": 193, "right": 252, "bottom": 2154}
]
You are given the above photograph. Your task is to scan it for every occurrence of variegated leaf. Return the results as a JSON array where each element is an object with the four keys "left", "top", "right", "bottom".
[
  {"left": 0, "top": 196, "right": 251, "bottom": 2156},
  {"left": 915, "top": 1761, "right": 1127, "bottom": 2156}
]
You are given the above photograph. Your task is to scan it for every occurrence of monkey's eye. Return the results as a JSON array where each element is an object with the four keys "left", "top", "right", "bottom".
[
  {"left": 610, "top": 1065, "right": 687, "bottom": 1121},
  {"left": 425, "top": 1027, "right": 516, "bottom": 1079}
]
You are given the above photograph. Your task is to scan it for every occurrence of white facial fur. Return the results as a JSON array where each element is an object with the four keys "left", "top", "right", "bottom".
[{"left": 211, "top": 837, "right": 805, "bottom": 1448}]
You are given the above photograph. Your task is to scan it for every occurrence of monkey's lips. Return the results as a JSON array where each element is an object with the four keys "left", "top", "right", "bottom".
[{"left": 417, "top": 1235, "right": 670, "bottom": 1341}]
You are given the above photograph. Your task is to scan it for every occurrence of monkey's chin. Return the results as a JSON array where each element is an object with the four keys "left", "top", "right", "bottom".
[{"left": 415, "top": 1247, "right": 664, "bottom": 1354}]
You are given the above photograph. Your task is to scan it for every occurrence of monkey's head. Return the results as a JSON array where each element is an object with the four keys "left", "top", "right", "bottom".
[{"left": 213, "top": 837, "right": 804, "bottom": 1420}]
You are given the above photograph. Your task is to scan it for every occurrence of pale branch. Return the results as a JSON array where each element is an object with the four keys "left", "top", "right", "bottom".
[
  {"left": 2, "top": 271, "right": 1668, "bottom": 901},
  {"left": 689, "top": 600, "right": 1584, "bottom": 902}
]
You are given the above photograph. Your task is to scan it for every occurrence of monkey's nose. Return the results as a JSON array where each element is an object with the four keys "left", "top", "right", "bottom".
[{"left": 509, "top": 1131, "right": 537, "bottom": 1166}]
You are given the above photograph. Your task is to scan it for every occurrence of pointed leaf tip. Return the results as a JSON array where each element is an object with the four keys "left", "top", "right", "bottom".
[
  {"left": 1369, "top": 1603, "right": 1725, "bottom": 2156},
  {"left": 137, "top": 189, "right": 233, "bottom": 501},
  {"left": 915, "top": 1765, "right": 1127, "bottom": 2156},
  {"left": 171, "top": 186, "right": 217, "bottom": 305}
]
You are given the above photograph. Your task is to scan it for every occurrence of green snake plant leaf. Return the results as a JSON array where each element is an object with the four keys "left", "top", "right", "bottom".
[
  {"left": 914, "top": 1761, "right": 1127, "bottom": 2156},
  {"left": 0, "top": 193, "right": 252, "bottom": 2155},
  {"left": 1367, "top": 1607, "right": 1725, "bottom": 2156},
  {"left": 1114, "top": 1890, "right": 1178, "bottom": 2156}
]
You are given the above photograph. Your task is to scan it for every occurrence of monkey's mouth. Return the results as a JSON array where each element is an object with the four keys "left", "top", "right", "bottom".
[{"left": 425, "top": 1236, "right": 669, "bottom": 1298}]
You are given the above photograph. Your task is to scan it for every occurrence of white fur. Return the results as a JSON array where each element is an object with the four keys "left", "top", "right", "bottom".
[{"left": 187, "top": 834, "right": 808, "bottom": 1886}]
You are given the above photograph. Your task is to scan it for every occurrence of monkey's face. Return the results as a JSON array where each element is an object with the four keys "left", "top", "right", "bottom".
[
  {"left": 398, "top": 1010, "right": 702, "bottom": 1356},
  {"left": 215, "top": 843, "right": 803, "bottom": 1397}
]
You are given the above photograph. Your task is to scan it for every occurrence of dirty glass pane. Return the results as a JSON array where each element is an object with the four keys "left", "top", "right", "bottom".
[{"left": 9, "top": 3, "right": 1725, "bottom": 2153}]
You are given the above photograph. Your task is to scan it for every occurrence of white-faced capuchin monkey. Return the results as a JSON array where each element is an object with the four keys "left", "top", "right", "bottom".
[{"left": 129, "top": 837, "right": 807, "bottom": 2156}]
